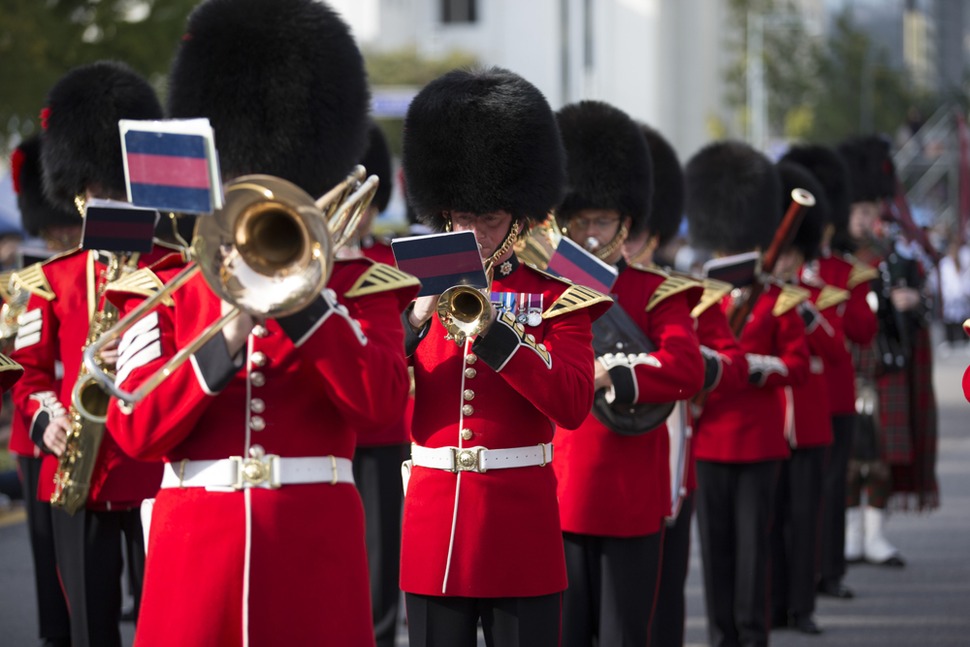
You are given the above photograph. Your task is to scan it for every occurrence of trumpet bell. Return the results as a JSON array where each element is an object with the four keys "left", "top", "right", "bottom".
[
  {"left": 194, "top": 175, "right": 334, "bottom": 319},
  {"left": 437, "top": 285, "right": 491, "bottom": 345}
]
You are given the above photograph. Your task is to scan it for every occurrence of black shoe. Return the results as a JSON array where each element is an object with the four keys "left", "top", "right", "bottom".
[
  {"left": 40, "top": 639, "right": 71, "bottom": 647},
  {"left": 771, "top": 610, "right": 790, "bottom": 630},
  {"left": 790, "top": 614, "right": 823, "bottom": 635},
  {"left": 817, "top": 579, "right": 855, "bottom": 599},
  {"left": 867, "top": 553, "right": 906, "bottom": 568}
]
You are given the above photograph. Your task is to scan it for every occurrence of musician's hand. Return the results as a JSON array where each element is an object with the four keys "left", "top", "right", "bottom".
[
  {"left": 221, "top": 301, "right": 256, "bottom": 357},
  {"left": 594, "top": 359, "right": 613, "bottom": 391},
  {"left": 97, "top": 337, "right": 120, "bottom": 367},
  {"left": 746, "top": 353, "right": 788, "bottom": 387},
  {"left": 408, "top": 295, "right": 439, "bottom": 331},
  {"left": 43, "top": 415, "right": 72, "bottom": 457},
  {"left": 890, "top": 287, "right": 921, "bottom": 312}
]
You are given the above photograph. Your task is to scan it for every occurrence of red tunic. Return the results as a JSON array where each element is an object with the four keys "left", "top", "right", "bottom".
[
  {"left": 692, "top": 283, "right": 811, "bottom": 463},
  {"left": 10, "top": 250, "right": 165, "bottom": 508},
  {"left": 811, "top": 252, "right": 878, "bottom": 415},
  {"left": 106, "top": 256, "right": 418, "bottom": 647},
  {"left": 554, "top": 266, "right": 704, "bottom": 537},
  {"left": 401, "top": 263, "right": 609, "bottom": 597}
]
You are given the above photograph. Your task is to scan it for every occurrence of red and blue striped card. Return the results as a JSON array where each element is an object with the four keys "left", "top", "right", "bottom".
[
  {"left": 546, "top": 237, "right": 618, "bottom": 294},
  {"left": 702, "top": 250, "right": 760, "bottom": 287},
  {"left": 120, "top": 119, "right": 223, "bottom": 214},
  {"left": 391, "top": 231, "right": 487, "bottom": 297},
  {"left": 82, "top": 198, "right": 158, "bottom": 253}
]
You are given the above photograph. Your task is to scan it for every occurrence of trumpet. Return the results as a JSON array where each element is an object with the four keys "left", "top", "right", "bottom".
[{"left": 83, "top": 166, "right": 378, "bottom": 410}]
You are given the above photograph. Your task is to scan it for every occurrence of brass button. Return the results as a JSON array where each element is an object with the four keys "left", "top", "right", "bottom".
[
  {"left": 515, "top": 323, "right": 525, "bottom": 333},
  {"left": 464, "top": 367, "right": 477, "bottom": 379},
  {"left": 250, "top": 371, "right": 266, "bottom": 387},
  {"left": 252, "top": 325, "right": 270, "bottom": 338},
  {"left": 465, "top": 354, "right": 477, "bottom": 365},
  {"left": 462, "top": 389, "right": 475, "bottom": 401},
  {"left": 251, "top": 351, "right": 268, "bottom": 367},
  {"left": 462, "top": 404, "right": 474, "bottom": 416},
  {"left": 250, "top": 398, "right": 265, "bottom": 414},
  {"left": 461, "top": 428, "right": 474, "bottom": 441},
  {"left": 525, "top": 333, "right": 535, "bottom": 343},
  {"left": 250, "top": 415, "right": 266, "bottom": 432},
  {"left": 538, "top": 343, "right": 547, "bottom": 351}
]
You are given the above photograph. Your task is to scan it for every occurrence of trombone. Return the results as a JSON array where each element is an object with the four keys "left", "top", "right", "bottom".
[{"left": 82, "top": 166, "right": 378, "bottom": 411}]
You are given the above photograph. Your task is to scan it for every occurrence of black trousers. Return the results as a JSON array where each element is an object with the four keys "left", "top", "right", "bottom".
[
  {"left": 51, "top": 505, "right": 145, "bottom": 647},
  {"left": 405, "top": 591, "right": 561, "bottom": 647},
  {"left": 652, "top": 493, "right": 694, "bottom": 647},
  {"left": 352, "top": 442, "right": 408, "bottom": 647},
  {"left": 17, "top": 456, "right": 71, "bottom": 642},
  {"left": 770, "top": 447, "right": 825, "bottom": 619},
  {"left": 819, "top": 414, "right": 854, "bottom": 587},
  {"left": 695, "top": 459, "right": 780, "bottom": 647},
  {"left": 562, "top": 530, "right": 663, "bottom": 647}
]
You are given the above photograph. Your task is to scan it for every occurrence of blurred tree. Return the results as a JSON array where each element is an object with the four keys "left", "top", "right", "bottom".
[{"left": 0, "top": 0, "right": 196, "bottom": 157}]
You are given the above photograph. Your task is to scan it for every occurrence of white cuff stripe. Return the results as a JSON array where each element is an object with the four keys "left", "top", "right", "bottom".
[
  {"left": 116, "top": 341, "right": 161, "bottom": 387},
  {"left": 118, "top": 326, "right": 160, "bottom": 367},
  {"left": 119, "top": 311, "right": 159, "bottom": 355}
]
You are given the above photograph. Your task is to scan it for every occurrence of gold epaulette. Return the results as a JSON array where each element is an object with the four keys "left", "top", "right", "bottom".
[
  {"left": 0, "top": 269, "right": 16, "bottom": 302},
  {"left": 847, "top": 261, "right": 879, "bottom": 289},
  {"left": 645, "top": 271, "right": 702, "bottom": 312},
  {"left": 344, "top": 261, "right": 420, "bottom": 298},
  {"left": 542, "top": 284, "right": 612, "bottom": 320},
  {"left": 106, "top": 268, "right": 175, "bottom": 306},
  {"left": 11, "top": 263, "right": 55, "bottom": 302},
  {"left": 690, "top": 278, "right": 733, "bottom": 318},
  {"left": 815, "top": 285, "right": 850, "bottom": 312},
  {"left": 773, "top": 284, "right": 810, "bottom": 317},
  {"left": 0, "top": 352, "right": 23, "bottom": 373}
]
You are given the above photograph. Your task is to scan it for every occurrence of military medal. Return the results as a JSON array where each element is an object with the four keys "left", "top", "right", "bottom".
[
  {"left": 526, "top": 293, "right": 543, "bottom": 326},
  {"left": 491, "top": 291, "right": 517, "bottom": 317},
  {"left": 516, "top": 293, "right": 529, "bottom": 324}
]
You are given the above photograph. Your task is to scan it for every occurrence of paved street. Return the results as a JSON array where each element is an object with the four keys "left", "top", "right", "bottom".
[{"left": 1, "top": 333, "right": 968, "bottom": 646}]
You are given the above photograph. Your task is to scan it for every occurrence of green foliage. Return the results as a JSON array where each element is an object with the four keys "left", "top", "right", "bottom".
[{"left": 0, "top": 0, "right": 196, "bottom": 156}]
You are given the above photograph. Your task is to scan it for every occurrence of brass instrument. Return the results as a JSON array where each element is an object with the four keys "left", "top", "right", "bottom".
[
  {"left": 52, "top": 253, "right": 133, "bottom": 514},
  {"left": 84, "top": 167, "right": 378, "bottom": 409}
]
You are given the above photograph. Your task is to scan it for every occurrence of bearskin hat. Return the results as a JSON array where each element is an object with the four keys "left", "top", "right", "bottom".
[
  {"left": 168, "top": 0, "right": 370, "bottom": 198},
  {"left": 837, "top": 135, "right": 896, "bottom": 204},
  {"left": 360, "top": 121, "right": 393, "bottom": 213},
  {"left": 554, "top": 101, "right": 653, "bottom": 236},
  {"left": 780, "top": 144, "right": 851, "bottom": 238},
  {"left": 684, "top": 140, "right": 781, "bottom": 255},
  {"left": 402, "top": 67, "right": 565, "bottom": 230},
  {"left": 41, "top": 60, "right": 163, "bottom": 209},
  {"left": 640, "top": 123, "right": 684, "bottom": 247},
  {"left": 11, "top": 136, "right": 81, "bottom": 237},
  {"left": 777, "top": 160, "right": 830, "bottom": 261}
]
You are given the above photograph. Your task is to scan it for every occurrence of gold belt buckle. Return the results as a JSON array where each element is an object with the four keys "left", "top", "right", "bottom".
[
  {"left": 230, "top": 446, "right": 281, "bottom": 488},
  {"left": 452, "top": 447, "right": 486, "bottom": 473}
]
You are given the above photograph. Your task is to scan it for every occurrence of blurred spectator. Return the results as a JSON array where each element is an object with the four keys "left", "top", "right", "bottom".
[{"left": 938, "top": 237, "right": 970, "bottom": 348}]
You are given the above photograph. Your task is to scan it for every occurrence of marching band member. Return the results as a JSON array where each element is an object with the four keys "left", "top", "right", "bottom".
[
  {"left": 684, "top": 141, "right": 810, "bottom": 647},
  {"left": 104, "top": 1, "right": 418, "bottom": 645},
  {"left": 552, "top": 102, "right": 704, "bottom": 647},
  {"left": 10, "top": 61, "right": 168, "bottom": 647},
  {"left": 781, "top": 143, "right": 878, "bottom": 600},
  {"left": 768, "top": 161, "right": 842, "bottom": 634},
  {"left": 5, "top": 136, "right": 73, "bottom": 647},
  {"left": 353, "top": 120, "right": 410, "bottom": 647},
  {"left": 624, "top": 124, "right": 750, "bottom": 647},
  {"left": 399, "top": 67, "right": 610, "bottom": 647}
]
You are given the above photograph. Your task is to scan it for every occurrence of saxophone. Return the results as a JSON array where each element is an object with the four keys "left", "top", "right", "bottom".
[{"left": 51, "top": 253, "right": 131, "bottom": 514}]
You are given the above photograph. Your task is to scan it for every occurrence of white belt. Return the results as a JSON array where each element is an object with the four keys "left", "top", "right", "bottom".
[
  {"left": 161, "top": 455, "right": 354, "bottom": 490},
  {"left": 410, "top": 443, "right": 553, "bottom": 473}
]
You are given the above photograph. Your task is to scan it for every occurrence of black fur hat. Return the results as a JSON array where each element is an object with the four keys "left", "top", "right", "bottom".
[
  {"left": 777, "top": 160, "right": 830, "bottom": 261},
  {"left": 555, "top": 101, "right": 653, "bottom": 236},
  {"left": 837, "top": 135, "right": 896, "bottom": 204},
  {"left": 360, "top": 121, "right": 393, "bottom": 213},
  {"left": 11, "top": 136, "right": 81, "bottom": 237},
  {"left": 684, "top": 140, "right": 781, "bottom": 255},
  {"left": 168, "top": 0, "right": 370, "bottom": 198},
  {"left": 41, "top": 60, "right": 163, "bottom": 209},
  {"left": 780, "top": 144, "right": 851, "bottom": 238},
  {"left": 402, "top": 67, "right": 565, "bottom": 230},
  {"left": 640, "top": 123, "right": 683, "bottom": 247}
]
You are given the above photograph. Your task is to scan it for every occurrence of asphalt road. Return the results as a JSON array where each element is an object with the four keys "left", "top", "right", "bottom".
[{"left": 1, "top": 334, "right": 968, "bottom": 647}]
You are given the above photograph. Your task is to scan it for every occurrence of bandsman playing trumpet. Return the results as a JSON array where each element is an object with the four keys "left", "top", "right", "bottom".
[
  {"left": 10, "top": 61, "right": 170, "bottom": 647},
  {"left": 399, "top": 68, "right": 610, "bottom": 647},
  {"left": 552, "top": 102, "right": 704, "bottom": 647},
  {"left": 102, "top": 1, "right": 418, "bottom": 646}
]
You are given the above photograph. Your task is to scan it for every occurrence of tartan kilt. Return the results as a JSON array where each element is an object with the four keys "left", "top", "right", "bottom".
[{"left": 854, "top": 342, "right": 911, "bottom": 465}]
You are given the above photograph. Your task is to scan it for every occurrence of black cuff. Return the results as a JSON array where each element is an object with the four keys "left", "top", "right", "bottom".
[
  {"left": 278, "top": 294, "right": 334, "bottom": 346},
  {"left": 607, "top": 365, "right": 638, "bottom": 404},
  {"left": 703, "top": 354, "right": 723, "bottom": 391},
  {"left": 30, "top": 411, "right": 50, "bottom": 451},
  {"left": 192, "top": 333, "right": 242, "bottom": 394},
  {"left": 403, "top": 306, "right": 430, "bottom": 357},
  {"left": 472, "top": 313, "right": 520, "bottom": 371}
]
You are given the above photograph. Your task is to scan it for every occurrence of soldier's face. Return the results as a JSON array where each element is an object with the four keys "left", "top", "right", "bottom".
[
  {"left": 565, "top": 209, "right": 629, "bottom": 257},
  {"left": 450, "top": 210, "right": 514, "bottom": 260},
  {"left": 848, "top": 201, "right": 881, "bottom": 240}
]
